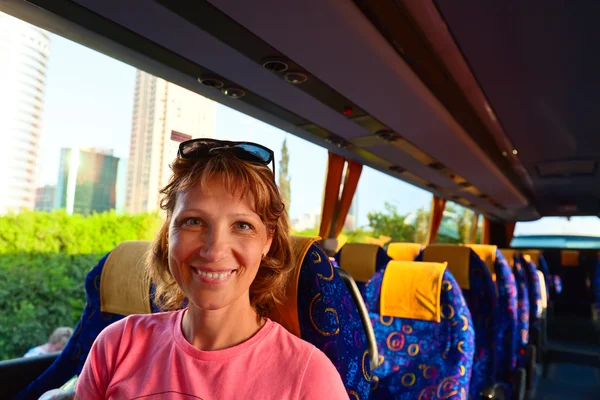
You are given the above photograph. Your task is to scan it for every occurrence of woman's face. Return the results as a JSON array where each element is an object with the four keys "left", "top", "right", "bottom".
[{"left": 168, "top": 176, "right": 273, "bottom": 312}]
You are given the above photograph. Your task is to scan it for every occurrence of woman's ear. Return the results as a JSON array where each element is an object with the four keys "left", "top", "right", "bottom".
[{"left": 262, "top": 230, "right": 273, "bottom": 258}]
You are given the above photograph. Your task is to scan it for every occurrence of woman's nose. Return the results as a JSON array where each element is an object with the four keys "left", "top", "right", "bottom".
[{"left": 198, "top": 226, "right": 229, "bottom": 262}]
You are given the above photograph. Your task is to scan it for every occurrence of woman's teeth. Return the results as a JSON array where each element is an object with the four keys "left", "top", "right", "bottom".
[{"left": 195, "top": 269, "right": 234, "bottom": 280}]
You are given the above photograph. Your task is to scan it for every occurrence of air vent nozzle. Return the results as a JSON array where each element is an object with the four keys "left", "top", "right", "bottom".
[
  {"left": 198, "top": 77, "right": 224, "bottom": 89},
  {"left": 325, "top": 136, "right": 350, "bottom": 149},
  {"left": 284, "top": 72, "right": 308, "bottom": 84},
  {"left": 221, "top": 87, "right": 246, "bottom": 99},
  {"left": 375, "top": 130, "right": 401, "bottom": 142},
  {"left": 262, "top": 59, "right": 289, "bottom": 73}
]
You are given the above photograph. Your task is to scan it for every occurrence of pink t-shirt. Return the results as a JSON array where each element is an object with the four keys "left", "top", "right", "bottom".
[{"left": 75, "top": 309, "right": 347, "bottom": 399}]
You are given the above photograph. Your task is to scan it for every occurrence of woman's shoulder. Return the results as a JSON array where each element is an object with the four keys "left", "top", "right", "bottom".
[
  {"left": 98, "top": 310, "right": 182, "bottom": 343},
  {"left": 267, "top": 319, "right": 315, "bottom": 351},
  {"left": 266, "top": 319, "right": 317, "bottom": 354},
  {"left": 266, "top": 320, "right": 347, "bottom": 397}
]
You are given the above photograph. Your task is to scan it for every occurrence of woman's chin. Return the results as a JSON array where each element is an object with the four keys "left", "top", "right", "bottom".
[{"left": 187, "top": 296, "right": 233, "bottom": 312}]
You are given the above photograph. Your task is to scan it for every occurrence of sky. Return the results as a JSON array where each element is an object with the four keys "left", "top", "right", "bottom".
[{"left": 38, "top": 32, "right": 433, "bottom": 227}]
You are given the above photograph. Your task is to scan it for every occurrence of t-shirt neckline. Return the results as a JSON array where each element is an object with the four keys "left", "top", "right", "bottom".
[{"left": 172, "top": 308, "right": 275, "bottom": 361}]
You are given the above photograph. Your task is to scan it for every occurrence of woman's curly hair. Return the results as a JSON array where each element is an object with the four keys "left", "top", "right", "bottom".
[{"left": 146, "top": 151, "right": 294, "bottom": 318}]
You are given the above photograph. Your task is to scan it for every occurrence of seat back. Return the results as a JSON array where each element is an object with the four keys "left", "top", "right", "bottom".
[
  {"left": 386, "top": 242, "right": 422, "bottom": 261},
  {"left": 521, "top": 253, "right": 543, "bottom": 325},
  {"left": 537, "top": 270, "right": 548, "bottom": 311},
  {"left": 524, "top": 249, "right": 552, "bottom": 299},
  {"left": 467, "top": 244, "right": 518, "bottom": 380},
  {"left": 536, "top": 253, "right": 552, "bottom": 298},
  {"left": 20, "top": 238, "right": 373, "bottom": 400},
  {"left": 334, "top": 243, "right": 391, "bottom": 295},
  {"left": 364, "top": 261, "right": 474, "bottom": 399},
  {"left": 561, "top": 250, "right": 580, "bottom": 267},
  {"left": 271, "top": 236, "right": 372, "bottom": 398},
  {"left": 594, "top": 254, "right": 600, "bottom": 312},
  {"left": 422, "top": 245, "right": 498, "bottom": 396},
  {"left": 500, "top": 249, "right": 530, "bottom": 368}
]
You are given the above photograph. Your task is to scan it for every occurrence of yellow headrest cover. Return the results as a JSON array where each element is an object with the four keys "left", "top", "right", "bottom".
[
  {"left": 499, "top": 249, "right": 519, "bottom": 267},
  {"left": 338, "top": 243, "right": 381, "bottom": 283},
  {"left": 269, "top": 236, "right": 319, "bottom": 338},
  {"left": 465, "top": 244, "right": 497, "bottom": 275},
  {"left": 381, "top": 261, "right": 447, "bottom": 322},
  {"left": 100, "top": 241, "right": 152, "bottom": 316},
  {"left": 522, "top": 249, "right": 540, "bottom": 266},
  {"left": 387, "top": 242, "right": 422, "bottom": 261},
  {"left": 423, "top": 245, "right": 471, "bottom": 290},
  {"left": 561, "top": 250, "right": 579, "bottom": 267}
]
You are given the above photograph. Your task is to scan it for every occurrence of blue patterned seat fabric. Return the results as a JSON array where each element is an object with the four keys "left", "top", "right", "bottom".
[
  {"left": 537, "top": 254, "right": 551, "bottom": 298},
  {"left": 16, "top": 254, "right": 125, "bottom": 399},
  {"left": 520, "top": 256, "right": 543, "bottom": 329},
  {"left": 364, "top": 268, "right": 475, "bottom": 399},
  {"left": 511, "top": 257, "right": 531, "bottom": 368},
  {"left": 296, "top": 241, "right": 372, "bottom": 399},
  {"left": 594, "top": 258, "right": 600, "bottom": 311},
  {"left": 462, "top": 251, "right": 499, "bottom": 396},
  {"left": 493, "top": 251, "right": 518, "bottom": 382},
  {"left": 18, "top": 239, "right": 372, "bottom": 400},
  {"left": 552, "top": 275, "right": 563, "bottom": 295}
]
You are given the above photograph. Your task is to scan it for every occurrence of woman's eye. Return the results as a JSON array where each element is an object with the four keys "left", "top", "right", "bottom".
[
  {"left": 235, "top": 222, "right": 253, "bottom": 231},
  {"left": 182, "top": 218, "right": 202, "bottom": 227}
]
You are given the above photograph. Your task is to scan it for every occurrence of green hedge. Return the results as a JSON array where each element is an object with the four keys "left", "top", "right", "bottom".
[{"left": 0, "top": 210, "right": 162, "bottom": 361}]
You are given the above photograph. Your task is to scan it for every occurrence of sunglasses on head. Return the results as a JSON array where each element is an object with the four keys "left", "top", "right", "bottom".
[{"left": 178, "top": 138, "right": 276, "bottom": 178}]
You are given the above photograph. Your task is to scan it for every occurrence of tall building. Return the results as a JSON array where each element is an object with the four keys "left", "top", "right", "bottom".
[
  {"left": 55, "top": 148, "right": 120, "bottom": 215},
  {"left": 35, "top": 185, "right": 56, "bottom": 212},
  {"left": 0, "top": 13, "right": 50, "bottom": 213},
  {"left": 126, "top": 70, "right": 216, "bottom": 213}
]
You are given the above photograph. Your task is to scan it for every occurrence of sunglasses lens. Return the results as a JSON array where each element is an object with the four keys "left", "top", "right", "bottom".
[
  {"left": 180, "top": 140, "right": 215, "bottom": 157},
  {"left": 238, "top": 144, "right": 272, "bottom": 163}
]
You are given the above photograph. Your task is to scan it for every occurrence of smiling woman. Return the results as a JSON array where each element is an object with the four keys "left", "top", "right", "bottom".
[
  {"left": 150, "top": 139, "right": 290, "bottom": 318},
  {"left": 74, "top": 139, "right": 347, "bottom": 399}
]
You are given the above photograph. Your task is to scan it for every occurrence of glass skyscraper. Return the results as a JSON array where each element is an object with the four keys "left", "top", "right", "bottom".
[{"left": 55, "top": 148, "right": 119, "bottom": 214}]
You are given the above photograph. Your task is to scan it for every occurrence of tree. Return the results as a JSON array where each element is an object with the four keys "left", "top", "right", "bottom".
[
  {"left": 413, "top": 207, "right": 430, "bottom": 244},
  {"left": 367, "top": 202, "right": 416, "bottom": 243},
  {"left": 278, "top": 138, "right": 291, "bottom": 214},
  {"left": 456, "top": 207, "right": 474, "bottom": 244}
]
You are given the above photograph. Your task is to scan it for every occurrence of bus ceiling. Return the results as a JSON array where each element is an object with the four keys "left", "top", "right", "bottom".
[{"left": 5, "top": 0, "right": 596, "bottom": 221}]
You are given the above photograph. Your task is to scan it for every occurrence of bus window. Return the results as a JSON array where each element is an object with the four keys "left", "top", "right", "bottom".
[
  {"left": 342, "top": 166, "right": 431, "bottom": 246},
  {"left": 0, "top": 21, "right": 333, "bottom": 362},
  {"left": 435, "top": 201, "right": 481, "bottom": 245},
  {"left": 513, "top": 217, "right": 600, "bottom": 249}
]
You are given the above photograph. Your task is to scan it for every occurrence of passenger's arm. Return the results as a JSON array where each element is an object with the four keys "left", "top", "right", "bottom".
[{"left": 299, "top": 348, "right": 348, "bottom": 400}]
